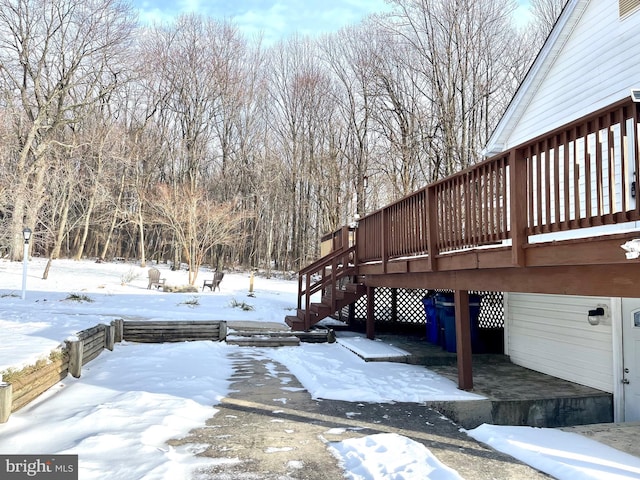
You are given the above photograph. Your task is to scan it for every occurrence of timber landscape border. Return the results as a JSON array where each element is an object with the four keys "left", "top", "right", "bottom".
[{"left": 0, "top": 320, "right": 227, "bottom": 423}]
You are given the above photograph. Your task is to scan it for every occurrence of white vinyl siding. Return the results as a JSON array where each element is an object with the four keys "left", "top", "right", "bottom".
[
  {"left": 506, "top": 1, "right": 640, "bottom": 148},
  {"left": 506, "top": 293, "right": 614, "bottom": 393}
]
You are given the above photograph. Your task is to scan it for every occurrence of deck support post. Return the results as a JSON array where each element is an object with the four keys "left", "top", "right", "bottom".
[
  {"left": 454, "top": 290, "right": 473, "bottom": 390},
  {"left": 509, "top": 148, "right": 528, "bottom": 267},
  {"left": 425, "top": 186, "right": 438, "bottom": 272},
  {"left": 341, "top": 225, "right": 351, "bottom": 249},
  {"left": 381, "top": 209, "right": 388, "bottom": 274},
  {"left": 391, "top": 289, "right": 398, "bottom": 323},
  {"left": 366, "top": 286, "right": 375, "bottom": 340}
]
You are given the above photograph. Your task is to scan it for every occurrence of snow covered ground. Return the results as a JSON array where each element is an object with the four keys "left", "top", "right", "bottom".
[{"left": 0, "top": 258, "right": 639, "bottom": 479}]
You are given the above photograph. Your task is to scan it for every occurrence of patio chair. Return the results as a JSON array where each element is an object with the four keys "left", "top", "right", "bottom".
[
  {"left": 147, "top": 267, "right": 166, "bottom": 290},
  {"left": 203, "top": 271, "right": 224, "bottom": 291}
]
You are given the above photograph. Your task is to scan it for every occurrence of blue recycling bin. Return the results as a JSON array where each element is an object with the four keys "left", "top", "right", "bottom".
[
  {"left": 421, "top": 296, "right": 438, "bottom": 343},
  {"left": 435, "top": 293, "right": 482, "bottom": 353}
]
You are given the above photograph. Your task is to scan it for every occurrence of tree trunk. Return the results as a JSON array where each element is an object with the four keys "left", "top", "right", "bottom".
[
  {"left": 137, "top": 209, "right": 146, "bottom": 268},
  {"left": 75, "top": 186, "right": 97, "bottom": 260},
  {"left": 75, "top": 150, "right": 104, "bottom": 260},
  {"left": 42, "top": 258, "right": 52, "bottom": 280},
  {"left": 43, "top": 190, "right": 72, "bottom": 280},
  {"left": 100, "top": 170, "right": 126, "bottom": 260}
]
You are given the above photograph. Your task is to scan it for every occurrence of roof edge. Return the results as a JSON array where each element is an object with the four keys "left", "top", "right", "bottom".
[{"left": 483, "top": 0, "right": 589, "bottom": 156}]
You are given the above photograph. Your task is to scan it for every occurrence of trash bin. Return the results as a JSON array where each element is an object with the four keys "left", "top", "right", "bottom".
[
  {"left": 421, "top": 295, "right": 438, "bottom": 343},
  {"left": 435, "top": 293, "right": 482, "bottom": 353}
]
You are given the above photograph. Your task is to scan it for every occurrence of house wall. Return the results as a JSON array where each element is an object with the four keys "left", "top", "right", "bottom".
[
  {"left": 506, "top": 1, "right": 640, "bottom": 148},
  {"left": 505, "top": 293, "right": 614, "bottom": 393}
]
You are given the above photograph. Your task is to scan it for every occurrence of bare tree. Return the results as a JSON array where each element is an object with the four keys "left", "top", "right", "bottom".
[
  {"left": 320, "top": 25, "right": 377, "bottom": 219},
  {"left": 0, "top": 0, "right": 136, "bottom": 260},
  {"left": 40, "top": 141, "right": 80, "bottom": 278},
  {"left": 266, "top": 35, "right": 341, "bottom": 268},
  {"left": 149, "top": 184, "right": 245, "bottom": 284},
  {"left": 366, "top": 26, "right": 435, "bottom": 197},
  {"left": 382, "top": 0, "right": 523, "bottom": 176},
  {"left": 137, "top": 15, "right": 247, "bottom": 268}
]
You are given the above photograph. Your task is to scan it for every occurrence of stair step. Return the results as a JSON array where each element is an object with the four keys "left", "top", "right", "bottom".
[
  {"left": 346, "top": 283, "right": 366, "bottom": 294},
  {"left": 310, "top": 303, "right": 332, "bottom": 315},
  {"left": 227, "top": 329, "right": 334, "bottom": 344},
  {"left": 339, "top": 292, "right": 358, "bottom": 303},
  {"left": 324, "top": 290, "right": 346, "bottom": 301},
  {"left": 322, "top": 285, "right": 364, "bottom": 302},
  {"left": 226, "top": 335, "right": 301, "bottom": 347},
  {"left": 229, "top": 330, "right": 297, "bottom": 337},
  {"left": 295, "top": 308, "right": 320, "bottom": 321},
  {"left": 285, "top": 315, "right": 305, "bottom": 329}
]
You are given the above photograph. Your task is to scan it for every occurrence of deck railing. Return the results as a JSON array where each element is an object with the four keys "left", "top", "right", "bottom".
[
  {"left": 434, "top": 152, "right": 510, "bottom": 252},
  {"left": 522, "top": 100, "right": 640, "bottom": 235},
  {"left": 297, "top": 226, "right": 357, "bottom": 328},
  {"left": 354, "top": 97, "right": 640, "bottom": 267}
]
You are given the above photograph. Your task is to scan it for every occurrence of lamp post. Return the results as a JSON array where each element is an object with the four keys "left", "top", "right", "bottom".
[{"left": 21, "top": 227, "right": 31, "bottom": 300}]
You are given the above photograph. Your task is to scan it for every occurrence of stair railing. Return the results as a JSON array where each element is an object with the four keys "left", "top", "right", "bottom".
[{"left": 298, "top": 243, "right": 357, "bottom": 329}]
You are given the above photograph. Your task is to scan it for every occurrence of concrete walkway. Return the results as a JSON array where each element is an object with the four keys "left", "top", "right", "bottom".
[{"left": 170, "top": 348, "right": 551, "bottom": 479}]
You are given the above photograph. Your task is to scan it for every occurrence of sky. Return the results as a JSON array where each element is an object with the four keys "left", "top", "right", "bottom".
[
  {"left": 133, "top": 0, "right": 393, "bottom": 44},
  {"left": 132, "top": 0, "right": 534, "bottom": 45},
  {"left": 1, "top": 258, "right": 640, "bottom": 479}
]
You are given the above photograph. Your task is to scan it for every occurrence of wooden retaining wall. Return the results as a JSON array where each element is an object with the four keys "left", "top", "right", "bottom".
[
  {"left": 123, "top": 320, "right": 227, "bottom": 343},
  {"left": 66, "top": 322, "right": 117, "bottom": 378},
  {"left": 10, "top": 354, "right": 69, "bottom": 413},
  {"left": 0, "top": 319, "right": 227, "bottom": 423}
]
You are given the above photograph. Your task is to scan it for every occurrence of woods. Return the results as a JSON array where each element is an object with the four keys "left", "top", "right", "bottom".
[{"left": 0, "top": 0, "right": 564, "bottom": 282}]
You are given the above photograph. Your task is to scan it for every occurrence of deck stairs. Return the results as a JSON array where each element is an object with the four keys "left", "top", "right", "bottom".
[{"left": 285, "top": 243, "right": 366, "bottom": 331}]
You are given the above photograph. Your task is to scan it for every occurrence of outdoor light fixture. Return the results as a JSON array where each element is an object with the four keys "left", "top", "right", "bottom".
[
  {"left": 587, "top": 304, "right": 609, "bottom": 326},
  {"left": 21, "top": 227, "right": 31, "bottom": 301},
  {"left": 631, "top": 89, "right": 640, "bottom": 103}
]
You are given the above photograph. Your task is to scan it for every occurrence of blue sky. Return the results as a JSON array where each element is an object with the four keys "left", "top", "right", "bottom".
[
  {"left": 133, "top": 0, "right": 532, "bottom": 45},
  {"left": 133, "top": 0, "right": 392, "bottom": 44}
]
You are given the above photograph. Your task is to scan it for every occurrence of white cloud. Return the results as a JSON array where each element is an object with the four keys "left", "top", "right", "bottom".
[{"left": 132, "top": 0, "right": 392, "bottom": 44}]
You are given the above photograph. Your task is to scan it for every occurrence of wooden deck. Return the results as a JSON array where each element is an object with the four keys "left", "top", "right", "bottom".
[
  {"left": 354, "top": 97, "right": 640, "bottom": 298},
  {"left": 288, "top": 96, "right": 640, "bottom": 390}
]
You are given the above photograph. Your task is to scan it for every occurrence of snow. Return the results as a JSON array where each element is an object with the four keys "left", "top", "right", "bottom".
[
  {"left": 0, "top": 257, "right": 637, "bottom": 479},
  {"left": 0, "top": 341, "right": 233, "bottom": 479},
  {"left": 328, "top": 433, "right": 464, "bottom": 480},
  {"left": 265, "top": 341, "right": 484, "bottom": 403},
  {"left": 468, "top": 424, "right": 640, "bottom": 480}
]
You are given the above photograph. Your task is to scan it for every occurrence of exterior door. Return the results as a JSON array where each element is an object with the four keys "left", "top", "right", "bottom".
[{"left": 622, "top": 299, "right": 640, "bottom": 421}]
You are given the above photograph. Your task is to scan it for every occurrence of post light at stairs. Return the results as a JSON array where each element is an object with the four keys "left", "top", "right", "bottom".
[{"left": 21, "top": 227, "right": 31, "bottom": 301}]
